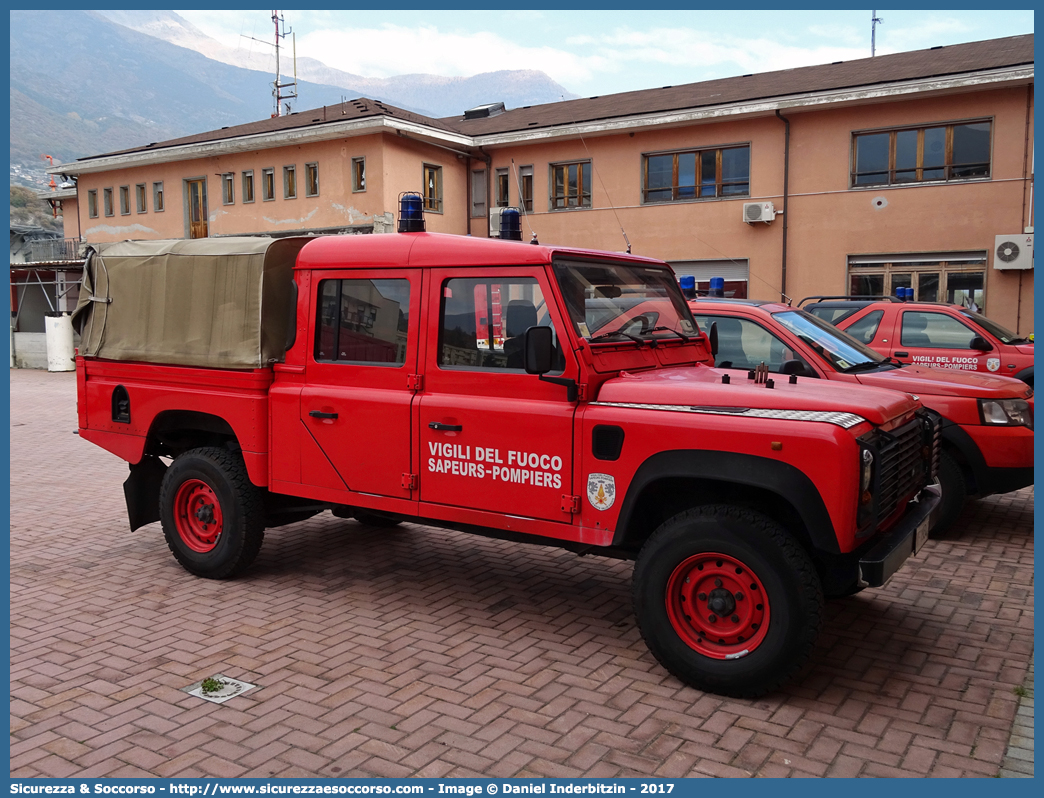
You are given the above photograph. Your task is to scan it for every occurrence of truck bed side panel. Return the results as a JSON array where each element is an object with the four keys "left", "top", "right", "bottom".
[{"left": 78, "top": 358, "right": 272, "bottom": 485}]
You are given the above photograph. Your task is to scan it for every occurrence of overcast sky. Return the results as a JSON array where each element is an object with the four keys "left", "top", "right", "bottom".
[{"left": 174, "top": 9, "right": 1034, "bottom": 96}]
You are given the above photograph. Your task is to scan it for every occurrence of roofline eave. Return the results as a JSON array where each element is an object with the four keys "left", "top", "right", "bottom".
[
  {"left": 49, "top": 117, "right": 476, "bottom": 176},
  {"left": 49, "top": 64, "right": 1032, "bottom": 174},
  {"left": 471, "top": 65, "right": 1033, "bottom": 147}
]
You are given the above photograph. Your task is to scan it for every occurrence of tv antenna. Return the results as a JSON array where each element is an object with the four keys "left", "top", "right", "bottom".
[
  {"left": 871, "top": 10, "right": 883, "bottom": 57},
  {"left": 243, "top": 11, "right": 298, "bottom": 117}
]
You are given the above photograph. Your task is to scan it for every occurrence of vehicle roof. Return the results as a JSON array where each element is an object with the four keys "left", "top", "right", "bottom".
[
  {"left": 688, "top": 298, "right": 792, "bottom": 312},
  {"left": 807, "top": 299, "right": 963, "bottom": 310},
  {"left": 295, "top": 231, "right": 668, "bottom": 270}
]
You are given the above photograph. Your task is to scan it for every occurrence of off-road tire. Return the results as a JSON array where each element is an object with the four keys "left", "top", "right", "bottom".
[
  {"left": 633, "top": 504, "right": 823, "bottom": 698},
  {"left": 929, "top": 450, "right": 966, "bottom": 538},
  {"left": 159, "top": 447, "right": 265, "bottom": 579},
  {"left": 353, "top": 511, "right": 403, "bottom": 528}
]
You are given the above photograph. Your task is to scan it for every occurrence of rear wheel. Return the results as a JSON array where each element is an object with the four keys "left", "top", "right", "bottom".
[
  {"left": 159, "top": 447, "right": 264, "bottom": 579},
  {"left": 633, "top": 504, "right": 823, "bottom": 697},
  {"left": 930, "top": 450, "right": 966, "bottom": 538}
]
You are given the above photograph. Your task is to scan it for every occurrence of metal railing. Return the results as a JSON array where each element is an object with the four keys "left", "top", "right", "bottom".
[{"left": 25, "top": 238, "right": 82, "bottom": 263}]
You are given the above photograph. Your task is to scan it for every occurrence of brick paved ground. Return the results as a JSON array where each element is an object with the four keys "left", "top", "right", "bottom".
[
  {"left": 1000, "top": 658, "right": 1034, "bottom": 777},
  {"left": 10, "top": 369, "right": 1035, "bottom": 778}
]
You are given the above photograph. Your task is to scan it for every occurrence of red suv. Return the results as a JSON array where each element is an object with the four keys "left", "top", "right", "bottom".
[
  {"left": 689, "top": 298, "right": 1033, "bottom": 534},
  {"left": 802, "top": 297, "right": 1034, "bottom": 388}
]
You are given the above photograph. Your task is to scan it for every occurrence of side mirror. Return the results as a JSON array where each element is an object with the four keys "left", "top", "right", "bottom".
[
  {"left": 708, "top": 322, "right": 719, "bottom": 357},
  {"left": 524, "top": 326, "right": 554, "bottom": 374},
  {"left": 970, "top": 335, "right": 993, "bottom": 352},
  {"left": 781, "top": 359, "right": 817, "bottom": 378}
]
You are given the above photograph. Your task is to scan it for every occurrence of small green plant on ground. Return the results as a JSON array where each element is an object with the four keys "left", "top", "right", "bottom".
[
  {"left": 201, "top": 677, "right": 225, "bottom": 695},
  {"left": 1012, "top": 685, "right": 1029, "bottom": 697}
]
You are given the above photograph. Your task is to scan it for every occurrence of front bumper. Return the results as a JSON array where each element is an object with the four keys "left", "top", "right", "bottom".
[{"left": 858, "top": 484, "right": 941, "bottom": 587}]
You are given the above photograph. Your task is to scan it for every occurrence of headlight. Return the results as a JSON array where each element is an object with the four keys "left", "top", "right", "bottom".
[
  {"left": 860, "top": 448, "right": 874, "bottom": 497},
  {"left": 979, "top": 398, "right": 1033, "bottom": 428}
]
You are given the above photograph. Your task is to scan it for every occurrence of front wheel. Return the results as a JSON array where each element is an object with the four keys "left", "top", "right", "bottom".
[
  {"left": 929, "top": 450, "right": 966, "bottom": 538},
  {"left": 633, "top": 505, "right": 823, "bottom": 698},
  {"left": 159, "top": 447, "right": 265, "bottom": 579}
]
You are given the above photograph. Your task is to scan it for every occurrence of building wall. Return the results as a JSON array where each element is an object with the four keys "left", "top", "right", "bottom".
[
  {"left": 68, "top": 83, "right": 1033, "bottom": 332},
  {"left": 61, "top": 196, "right": 81, "bottom": 241}
]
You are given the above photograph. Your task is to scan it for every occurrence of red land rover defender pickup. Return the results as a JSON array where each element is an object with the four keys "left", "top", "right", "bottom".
[
  {"left": 688, "top": 299, "right": 1033, "bottom": 535},
  {"left": 802, "top": 297, "right": 1034, "bottom": 387},
  {"left": 73, "top": 226, "right": 939, "bottom": 697}
]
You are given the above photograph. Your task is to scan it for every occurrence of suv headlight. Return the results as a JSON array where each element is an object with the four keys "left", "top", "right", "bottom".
[
  {"left": 860, "top": 448, "right": 874, "bottom": 498},
  {"left": 979, "top": 398, "right": 1033, "bottom": 428}
]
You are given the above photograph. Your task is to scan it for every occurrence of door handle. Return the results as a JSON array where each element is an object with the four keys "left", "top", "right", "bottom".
[
  {"left": 429, "top": 422, "right": 462, "bottom": 432},
  {"left": 309, "top": 410, "right": 338, "bottom": 419},
  {"left": 894, "top": 351, "right": 909, "bottom": 358}
]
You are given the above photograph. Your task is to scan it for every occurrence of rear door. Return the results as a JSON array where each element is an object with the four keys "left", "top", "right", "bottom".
[
  {"left": 301, "top": 270, "right": 422, "bottom": 498},
  {"left": 893, "top": 308, "right": 992, "bottom": 373},
  {"left": 418, "top": 267, "right": 579, "bottom": 524}
]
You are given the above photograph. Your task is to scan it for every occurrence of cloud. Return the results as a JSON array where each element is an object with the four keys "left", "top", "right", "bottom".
[
  {"left": 298, "top": 24, "right": 609, "bottom": 82},
  {"left": 577, "top": 27, "right": 870, "bottom": 75},
  {"left": 873, "top": 16, "right": 976, "bottom": 52},
  {"left": 293, "top": 21, "right": 876, "bottom": 92}
]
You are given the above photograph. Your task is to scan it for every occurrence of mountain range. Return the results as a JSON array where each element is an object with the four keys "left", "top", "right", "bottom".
[{"left": 9, "top": 10, "right": 576, "bottom": 187}]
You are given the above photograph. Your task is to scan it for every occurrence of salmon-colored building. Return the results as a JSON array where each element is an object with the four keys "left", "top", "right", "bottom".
[{"left": 51, "top": 34, "right": 1034, "bottom": 333}]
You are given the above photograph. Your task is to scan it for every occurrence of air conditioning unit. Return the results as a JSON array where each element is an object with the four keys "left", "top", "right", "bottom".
[
  {"left": 489, "top": 207, "right": 505, "bottom": 238},
  {"left": 743, "top": 202, "right": 776, "bottom": 224},
  {"left": 993, "top": 234, "right": 1034, "bottom": 270}
]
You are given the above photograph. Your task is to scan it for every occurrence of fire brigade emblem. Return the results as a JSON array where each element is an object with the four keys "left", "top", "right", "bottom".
[
  {"left": 986, "top": 358, "right": 1000, "bottom": 372},
  {"left": 587, "top": 473, "right": 616, "bottom": 511}
]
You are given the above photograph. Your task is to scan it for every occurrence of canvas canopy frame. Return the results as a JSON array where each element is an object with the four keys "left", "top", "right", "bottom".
[{"left": 72, "top": 236, "right": 309, "bottom": 368}]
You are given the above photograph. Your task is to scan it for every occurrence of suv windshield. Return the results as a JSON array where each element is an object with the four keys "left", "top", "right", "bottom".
[
  {"left": 553, "top": 259, "right": 698, "bottom": 342},
  {"left": 773, "top": 310, "right": 888, "bottom": 372},
  {"left": 960, "top": 309, "right": 1027, "bottom": 344}
]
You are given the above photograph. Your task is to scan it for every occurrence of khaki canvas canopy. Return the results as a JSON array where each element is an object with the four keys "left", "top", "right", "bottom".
[{"left": 72, "top": 236, "right": 310, "bottom": 368}]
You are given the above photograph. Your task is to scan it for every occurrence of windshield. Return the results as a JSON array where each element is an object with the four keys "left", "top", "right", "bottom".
[
  {"left": 773, "top": 310, "right": 887, "bottom": 371},
  {"left": 960, "top": 309, "right": 1026, "bottom": 344},
  {"left": 553, "top": 259, "right": 698, "bottom": 342}
]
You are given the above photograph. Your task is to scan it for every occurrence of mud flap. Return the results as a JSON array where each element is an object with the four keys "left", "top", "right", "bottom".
[{"left": 124, "top": 456, "right": 168, "bottom": 532}]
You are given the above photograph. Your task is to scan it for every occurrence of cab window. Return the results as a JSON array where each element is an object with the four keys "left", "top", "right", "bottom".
[
  {"left": 844, "top": 310, "right": 884, "bottom": 344},
  {"left": 691, "top": 315, "right": 811, "bottom": 373},
  {"left": 901, "top": 311, "right": 978, "bottom": 349},
  {"left": 438, "top": 277, "right": 564, "bottom": 371},
  {"left": 314, "top": 279, "right": 410, "bottom": 364}
]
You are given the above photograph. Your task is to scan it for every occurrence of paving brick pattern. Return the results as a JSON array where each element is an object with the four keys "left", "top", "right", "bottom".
[
  {"left": 10, "top": 369, "right": 1035, "bottom": 778},
  {"left": 999, "top": 658, "right": 1034, "bottom": 777}
]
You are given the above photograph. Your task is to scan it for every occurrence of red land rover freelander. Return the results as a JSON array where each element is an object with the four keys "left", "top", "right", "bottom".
[{"left": 688, "top": 298, "right": 1033, "bottom": 535}]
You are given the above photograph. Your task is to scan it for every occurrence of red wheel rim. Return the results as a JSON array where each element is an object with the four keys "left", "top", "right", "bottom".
[
  {"left": 665, "top": 551, "right": 770, "bottom": 660},
  {"left": 173, "top": 479, "right": 224, "bottom": 553}
]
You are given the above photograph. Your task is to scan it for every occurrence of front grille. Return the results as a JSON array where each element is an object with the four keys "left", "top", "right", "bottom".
[
  {"left": 859, "top": 412, "right": 936, "bottom": 532},
  {"left": 876, "top": 420, "right": 926, "bottom": 518}
]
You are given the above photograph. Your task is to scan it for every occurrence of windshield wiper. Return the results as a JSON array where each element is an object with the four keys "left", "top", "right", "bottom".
[
  {"left": 647, "top": 326, "right": 691, "bottom": 342},
  {"left": 588, "top": 329, "right": 648, "bottom": 345}
]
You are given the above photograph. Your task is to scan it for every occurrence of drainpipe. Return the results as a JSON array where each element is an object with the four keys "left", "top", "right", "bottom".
[
  {"left": 1017, "top": 84, "right": 1033, "bottom": 333},
  {"left": 775, "top": 109, "right": 790, "bottom": 301},
  {"left": 479, "top": 148, "right": 492, "bottom": 238},
  {"left": 466, "top": 156, "right": 472, "bottom": 236}
]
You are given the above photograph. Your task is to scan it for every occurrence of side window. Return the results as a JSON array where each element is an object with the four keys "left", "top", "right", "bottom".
[
  {"left": 809, "top": 306, "right": 855, "bottom": 324},
  {"left": 844, "top": 310, "right": 884, "bottom": 344},
  {"left": 901, "top": 311, "right": 977, "bottom": 349},
  {"left": 692, "top": 315, "right": 809, "bottom": 373},
  {"left": 439, "top": 277, "right": 563, "bottom": 372},
  {"left": 314, "top": 279, "right": 410, "bottom": 365}
]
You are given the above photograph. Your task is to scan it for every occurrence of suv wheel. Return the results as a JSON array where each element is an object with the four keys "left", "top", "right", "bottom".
[
  {"left": 633, "top": 504, "right": 823, "bottom": 698},
  {"left": 159, "top": 447, "right": 265, "bottom": 579},
  {"left": 930, "top": 450, "right": 967, "bottom": 537}
]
